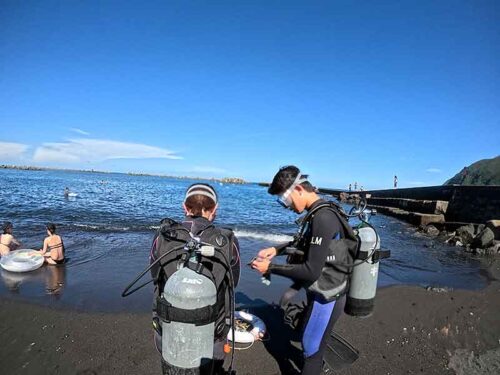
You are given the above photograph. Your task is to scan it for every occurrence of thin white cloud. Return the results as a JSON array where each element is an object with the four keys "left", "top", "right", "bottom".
[
  {"left": 0, "top": 141, "right": 29, "bottom": 160},
  {"left": 33, "top": 138, "right": 182, "bottom": 164},
  {"left": 426, "top": 168, "right": 442, "bottom": 173},
  {"left": 70, "top": 128, "right": 90, "bottom": 136},
  {"left": 192, "top": 166, "right": 227, "bottom": 174}
]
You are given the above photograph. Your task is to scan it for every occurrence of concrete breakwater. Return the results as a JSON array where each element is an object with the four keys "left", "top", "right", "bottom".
[
  {"left": 258, "top": 184, "right": 499, "bottom": 227},
  {"left": 319, "top": 185, "right": 500, "bottom": 254},
  {"left": 320, "top": 185, "right": 500, "bottom": 225}
]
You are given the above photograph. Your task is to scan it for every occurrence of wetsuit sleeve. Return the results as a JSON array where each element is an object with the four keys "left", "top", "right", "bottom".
[
  {"left": 275, "top": 241, "right": 293, "bottom": 255},
  {"left": 231, "top": 235, "right": 241, "bottom": 287},
  {"left": 268, "top": 209, "right": 341, "bottom": 285}
]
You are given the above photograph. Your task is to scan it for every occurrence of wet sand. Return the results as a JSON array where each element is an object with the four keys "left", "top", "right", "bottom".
[{"left": 1, "top": 260, "right": 500, "bottom": 375}]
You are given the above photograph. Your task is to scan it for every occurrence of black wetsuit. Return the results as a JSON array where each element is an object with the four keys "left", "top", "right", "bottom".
[{"left": 269, "top": 199, "right": 345, "bottom": 375}]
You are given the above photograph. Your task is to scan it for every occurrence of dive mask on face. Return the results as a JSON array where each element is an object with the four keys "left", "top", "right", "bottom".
[{"left": 277, "top": 174, "right": 308, "bottom": 209}]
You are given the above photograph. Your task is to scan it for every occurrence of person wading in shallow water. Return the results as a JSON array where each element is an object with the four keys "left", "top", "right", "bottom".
[
  {"left": 39, "top": 223, "right": 65, "bottom": 265},
  {"left": 252, "top": 166, "right": 348, "bottom": 375},
  {"left": 0, "top": 222, "right": 21, "bottom": 256}
]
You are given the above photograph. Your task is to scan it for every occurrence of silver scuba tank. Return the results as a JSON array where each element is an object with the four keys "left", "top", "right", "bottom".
[
  {"left": 345, "top": 226, "right": 380, "bottom": 317},
  {"left": 161, "top": 262, "right": 217, "bottom": 373}
]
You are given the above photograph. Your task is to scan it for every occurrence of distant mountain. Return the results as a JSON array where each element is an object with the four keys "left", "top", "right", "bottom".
[{"left": 444, "top": 156, "right": 500, "bottom": 186}]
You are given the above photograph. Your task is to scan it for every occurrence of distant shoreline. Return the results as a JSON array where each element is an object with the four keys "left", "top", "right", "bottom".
[{"left": 0, "top": 164, "right": 247, "bottom": 184}]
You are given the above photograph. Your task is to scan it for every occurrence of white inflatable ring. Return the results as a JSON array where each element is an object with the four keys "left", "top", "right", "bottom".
[
  {"left": 0, "top": 249, "right": 44, "bottom": 273},
  {"left": 227, "top": 311, "right": 267, "bottom": 344}
]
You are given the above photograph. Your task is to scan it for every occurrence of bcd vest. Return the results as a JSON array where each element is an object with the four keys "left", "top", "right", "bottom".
[
  {"left": 292, "top": 202, "right": 359, "bottom": 302},
  {"left": 153, "top": 218, "right": 235, "bottom": 338}
]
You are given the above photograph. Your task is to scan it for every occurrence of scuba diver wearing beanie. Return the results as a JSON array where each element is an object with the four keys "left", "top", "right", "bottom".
[
  {"left": 252, "top": 166, "right": 348, "bottom": 375},
  {"left": 149, "top": 183, "right": 241, "bottom": 374}
]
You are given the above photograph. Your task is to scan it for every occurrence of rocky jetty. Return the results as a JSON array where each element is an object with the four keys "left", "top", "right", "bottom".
[
  {"left": 419, "top": 220, "right": 500, "bottom": 255},
  {"left": 0, "top": 164, "right": 45, "bottom": 171},
  {"left": 338, "top": 192, "right": 363, "bottom": 205},
  {"left": 335, "top": 190, "right": 500, "bottom": 256},
  {"left": 219, "top": 177, "right": 246, "bottom": 184}
]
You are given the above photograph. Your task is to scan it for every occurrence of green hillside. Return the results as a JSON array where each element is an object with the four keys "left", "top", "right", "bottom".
[{"left": 445, "top": 156, "right": 500, "bottom": 186}]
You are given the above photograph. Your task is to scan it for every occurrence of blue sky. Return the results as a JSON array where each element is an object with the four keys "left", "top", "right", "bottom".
[{"left": 1, "top": 1, "right": 499, "bottom": 189}]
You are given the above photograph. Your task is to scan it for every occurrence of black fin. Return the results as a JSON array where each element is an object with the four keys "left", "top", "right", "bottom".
[{"left": 323, "top": 331, "right": 359, "bottom": 371}]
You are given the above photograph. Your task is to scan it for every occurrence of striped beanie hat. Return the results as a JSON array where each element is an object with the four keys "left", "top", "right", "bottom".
[{"left": 184, "top": 183, "right": 218, "bottom": 204}]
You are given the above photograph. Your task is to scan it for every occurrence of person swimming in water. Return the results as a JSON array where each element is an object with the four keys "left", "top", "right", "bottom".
[
  {"left": 64, "top": 187, "right": 70, "bottom": 198},
  {"left": 38, "top": 223, "right": 65, "bottom": 265},
  {"left": 0, "top": 221, "right": 21, "bottom": 256}
]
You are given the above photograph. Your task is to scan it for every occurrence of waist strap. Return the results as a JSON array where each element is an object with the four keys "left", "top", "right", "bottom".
[{"left": 156, "top": 297, "right": 219, "bottom": 326}]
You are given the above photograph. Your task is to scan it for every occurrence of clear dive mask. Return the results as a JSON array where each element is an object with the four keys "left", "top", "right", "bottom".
[{"left": 277, "top": 174, "right": 308, "bottom": 209}]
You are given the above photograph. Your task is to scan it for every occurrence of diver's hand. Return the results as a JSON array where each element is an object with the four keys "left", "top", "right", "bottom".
[
  {"left": 258, "top": 247, "right": 277, "bottom": 260},
  {"left": 252, "top": 257, "right": 271, "bottom": 274}
]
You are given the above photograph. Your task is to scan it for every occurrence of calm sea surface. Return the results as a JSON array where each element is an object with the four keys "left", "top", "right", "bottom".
[{"left": 0, "top": 169, "right": 489, "bottom": 312}]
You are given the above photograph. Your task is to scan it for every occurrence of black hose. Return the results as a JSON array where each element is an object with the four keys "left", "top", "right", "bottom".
[
  {"left": 212, "top": 249, "right": 235, "bottom": 374},
  {"left": 347, "top": 197, "right": 368, "bottom": 218},
  {"left": 121, "top": 278, "right": 154, "bottom": 297},
  {"left": 121, "top": 244, "right": 185, "bottom": 297}
]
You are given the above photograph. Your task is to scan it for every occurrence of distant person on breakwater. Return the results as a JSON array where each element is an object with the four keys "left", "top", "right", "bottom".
[
  {"left": 394, "top": 175, "right": 398, "bottom": 188},
  {"left": 348, "top": 183, "right": 352, "bottom": 191},
  {"left": 38, "top": 223, "right": 65, "bottom": 265},
  {"left": 0, "top": 222, "right": 21, "bottom": 256},
  {"left": 354, "top": 182, "right": 358, "bottom": 190}
]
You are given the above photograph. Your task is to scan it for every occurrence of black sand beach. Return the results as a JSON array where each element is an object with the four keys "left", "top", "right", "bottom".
[{"left": 2, "top": 259, "right": 500, "bottom": 375}]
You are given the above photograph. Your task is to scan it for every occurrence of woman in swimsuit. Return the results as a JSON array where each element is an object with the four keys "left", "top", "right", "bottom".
[
  {"left": 0, "top": 221, "right": 21, "bottom": 256},
  {"left": 39, "top": 223, "right": 65, "bottom": 265}
]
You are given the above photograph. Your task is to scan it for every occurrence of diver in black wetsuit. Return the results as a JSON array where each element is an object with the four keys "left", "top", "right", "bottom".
[
  {"left": 252, "top": 166, "right": 347, "bottom": 375},
  {"left": 149, "top": 183, "right": 241, "bottom": 374}
]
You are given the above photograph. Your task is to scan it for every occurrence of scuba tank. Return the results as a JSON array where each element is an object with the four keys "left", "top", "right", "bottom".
[
  {"left": 121, "top": 221, "right": 237, "bottom": 375},
  {"left": 344, "top": 225, "right": 384, "bottom": 317},
  {"left": 161, "top": 261, "right": 217, "bottom": 373},
  {"left": 283, "top": 200, "right": 389, "bottom": 317},
  {"left": 339, "top": 200, "right": 389, "bottom": 317},
  {"left": 154, "top": 240, "right": 224, "bottom": 375}
]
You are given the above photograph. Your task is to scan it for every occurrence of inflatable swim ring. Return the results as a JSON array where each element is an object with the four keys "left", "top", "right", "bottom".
[
  {"left": 227, "top": 311, "right": 267, "bottom": 344},
  {"left": 0, "top": 249, "right": 44, "bottom": 273}
]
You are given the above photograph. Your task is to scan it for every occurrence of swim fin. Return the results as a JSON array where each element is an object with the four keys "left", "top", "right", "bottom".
[{"left": 323, "top": 331, "right": 359, "bottom": 371}]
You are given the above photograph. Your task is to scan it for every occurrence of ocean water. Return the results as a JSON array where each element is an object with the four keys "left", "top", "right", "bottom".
[{"left": 0, "top": 169, "right": 489, "bottom": 312}]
